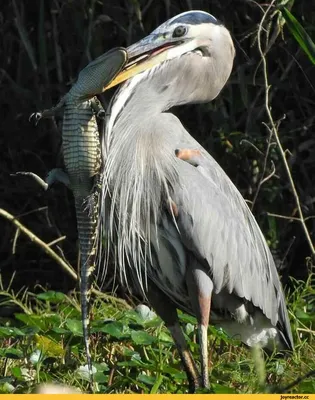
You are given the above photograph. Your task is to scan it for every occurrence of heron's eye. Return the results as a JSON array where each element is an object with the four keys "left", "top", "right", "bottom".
[{"left": 173, "top": 25, "right": 187, "bottom": 38}]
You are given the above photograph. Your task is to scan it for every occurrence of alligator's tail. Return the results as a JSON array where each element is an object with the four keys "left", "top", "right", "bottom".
[{"left": 75, "top": 195, "right": 98, "bottom": 390}]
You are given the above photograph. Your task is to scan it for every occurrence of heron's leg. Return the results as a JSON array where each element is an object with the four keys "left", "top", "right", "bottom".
[
  {"left": 146, "top": 282, "right": 200, "bottom": 393},
  {"left": 175, "top": 148, "right": 202, "bottom": 167},
  {"left": 186, "top": 257, "right": 213, "bottom": 388},
  {"left": 13, "top": 168, "right": 70, "bottom": 191}
]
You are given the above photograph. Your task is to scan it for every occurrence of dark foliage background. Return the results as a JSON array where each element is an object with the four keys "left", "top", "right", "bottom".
[{"left": 1, "top": 0, "right": 315, "bottom": 294}]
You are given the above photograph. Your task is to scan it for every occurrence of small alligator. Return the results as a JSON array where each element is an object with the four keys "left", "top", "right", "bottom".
[{"left": 16, "top": 47, "right": 128, "bottom": 386}]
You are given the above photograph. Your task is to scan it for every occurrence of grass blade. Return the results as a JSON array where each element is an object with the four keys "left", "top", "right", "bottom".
[{"left": 281, "top": 7, "right": 315, "bottom": 64}]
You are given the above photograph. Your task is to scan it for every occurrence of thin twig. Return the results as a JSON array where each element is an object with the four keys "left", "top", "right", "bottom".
[
  {"left": 0, "top": 208, "right": 131, "bottom": 309},
  {"left": 257, "top": 1, "right": 315, "bottom": 255},
  {"left": 0, "top": 208, "right": 77, "bottom": 280},
  {"left": 266, "top": 212, "right": 300, "bottom": 222},
  {"left": 47, "top": 236, "right": 66, "bottom": 247}
]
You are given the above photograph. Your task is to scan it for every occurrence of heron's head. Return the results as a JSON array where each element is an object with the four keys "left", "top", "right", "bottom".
[{"left": 104, "top": 10, "right": 235, "bottom": 102}]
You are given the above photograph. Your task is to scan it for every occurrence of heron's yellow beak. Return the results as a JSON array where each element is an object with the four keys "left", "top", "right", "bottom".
[{"left": 103, "top": 44, "right": 176, "bottom": 91}]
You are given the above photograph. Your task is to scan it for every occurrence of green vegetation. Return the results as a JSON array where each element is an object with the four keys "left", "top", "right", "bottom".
[{"left": 0, "top": 275, "right": 314, "bottom": 394}]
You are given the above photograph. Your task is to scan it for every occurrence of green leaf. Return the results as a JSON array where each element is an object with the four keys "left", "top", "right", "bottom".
[
  {"left": 161, "top": 365, "right": 182, "bottom": 375},
  {"left": 137, "top": 374, "right": 156, "bottom": 386},
  {"left": 10, "top": 367, "right": 23, "bottom": 379},
  {"left": 96, "top": 322, "right": 130, "bottom": 339},
  {"left": 281, "top": 7, "right": 315, "bottom": 64},
  {"left": 299, "top": 380, "right": 315, "bottom": 393},
  {"left": 177, "top": 312, "right": 197, "bottom": 325},
  {"left": 131, "top": 330, "right": 156, "bottom": 345},
  {"left": 15, "top": 313, "right": 62, "bottom": 332},
  {"left": 158, "top": 331, "right": 173, "bottom": 343},
  {"left": 36, "top": 291, "right": 66, "bottom": 303},
  {"left": 66, "top": 319, "right": 83, "bottom": 336},
  {"left": 94, "top": 372, "right": 108, "bottom": 384},
  {"left": 93, "top": 362, "right": 109, "bottom": 372},
  {"left": 212, "top": 383, "right": 237, "bottom": 394},
  {"left": 0, "top": 326, "right": 27, "bottom": 337},
  {"left": 51, "top": 327, "right": 71, "bottom": 334},
  {"left": 0, "top": 348, "right": 24, "bottom": 359},
  {"left": 295, "top": 308, "right": 315, "bottom": 322}
]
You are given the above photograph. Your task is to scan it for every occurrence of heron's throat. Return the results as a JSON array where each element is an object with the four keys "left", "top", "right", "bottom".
[{"left": 101, "top": 115, "right": 178, "bottom": 289}]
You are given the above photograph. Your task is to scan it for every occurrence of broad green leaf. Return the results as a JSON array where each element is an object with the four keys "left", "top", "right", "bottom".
[
  {"left": 161, "top": 365, "right": 182, "bottom": 375},
  {"left": 299, "top": 380, "right": 315, "bottom": 393},
  {"left": 96, "top": 322, "right": 130, "bottom": 339},
  {"left": 0, "top": 326, "right": 27, "bottom": 337},
  {"left": 281, "top": 7, "right": 315, "bottom": 64},
  {"left": 158, "top": 331, "right": 173, "bottom": 343},
  {"left": 94, "top": 372, "right": 108, "bottom": 384},
  {"left": 295, "top": 308, "right": 315, "bottom": 321},
  {"left": 137, "top": 373, "right": 156, "bottom": 386},
  {"left": 177, "top": 312, "right": 197, "bottom": 325},
  {"left": 51, "top": 327, "right": 71, "bottom": 334},
  {"left": 93, "top": 362, "right": 109, "bottom": 372},
  {"left": 212, "top": 383, "right": 237, "bottom": 394},
  {"left": 131, "top": 330, "right": 156, "bottom": 345},
  {"left": 66, "top": 319, "right": 83, "bottom": 336},
  {"left": 10, "top": 367, "right": 23, "bottom": 379},
  {"left": 0, "top": 348, "right": 23, "bottom": 359},
  {"left": 36, "top": 291, "right": 66, "bottom": 303},
  {"left": 15, "top": 313, "right": 61, "bottom": 331}
]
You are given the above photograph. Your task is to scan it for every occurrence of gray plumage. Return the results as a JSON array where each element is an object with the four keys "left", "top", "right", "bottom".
[{"left": 97, "top": 10, "right": 293, "bottom": 392}]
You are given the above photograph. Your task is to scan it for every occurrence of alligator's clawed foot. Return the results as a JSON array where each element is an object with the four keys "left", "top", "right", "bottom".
[
  {"left": 12, "top": 171, "right": 49, "bottom": 191},
  {"left": 96, "top": 109, "right": 106, "bottom": 120},
  {"left": 29, "top": 112, "right": 43, "bottom": 126}
]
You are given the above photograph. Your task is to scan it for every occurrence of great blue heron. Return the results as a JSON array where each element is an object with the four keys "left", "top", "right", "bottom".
[{"left": 96, "top": 10, "right": 293, "bottom": 392}]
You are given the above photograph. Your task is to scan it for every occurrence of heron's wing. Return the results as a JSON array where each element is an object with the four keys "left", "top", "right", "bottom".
[{"left": 169, "top": 138, "right": 292, "bottom": 348}]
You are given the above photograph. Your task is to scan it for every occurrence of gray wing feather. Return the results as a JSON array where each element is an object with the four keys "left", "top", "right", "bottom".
[
  {"left": 172, "top": 150, "right": 292, "bottom": 347},
  {"left": 147, "top": 113, "right": 293, "bottom": 346}
]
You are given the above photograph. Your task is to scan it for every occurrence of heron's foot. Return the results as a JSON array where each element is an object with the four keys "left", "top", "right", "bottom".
[{"left": 175, "top": 148, "right": 202, "bottom": 167}]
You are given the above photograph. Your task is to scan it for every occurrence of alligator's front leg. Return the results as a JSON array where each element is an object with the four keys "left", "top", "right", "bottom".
[{"left": 29, "top": 98, "right": 66, "bottom": 126}]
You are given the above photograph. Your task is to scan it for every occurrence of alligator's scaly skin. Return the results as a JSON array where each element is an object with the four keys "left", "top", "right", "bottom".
[
  {"left": 63, "top": 97, "right": 102, "bottom": 380},
  {"left": 19, "top": 48, "right": 128, "bottom": 388}
]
